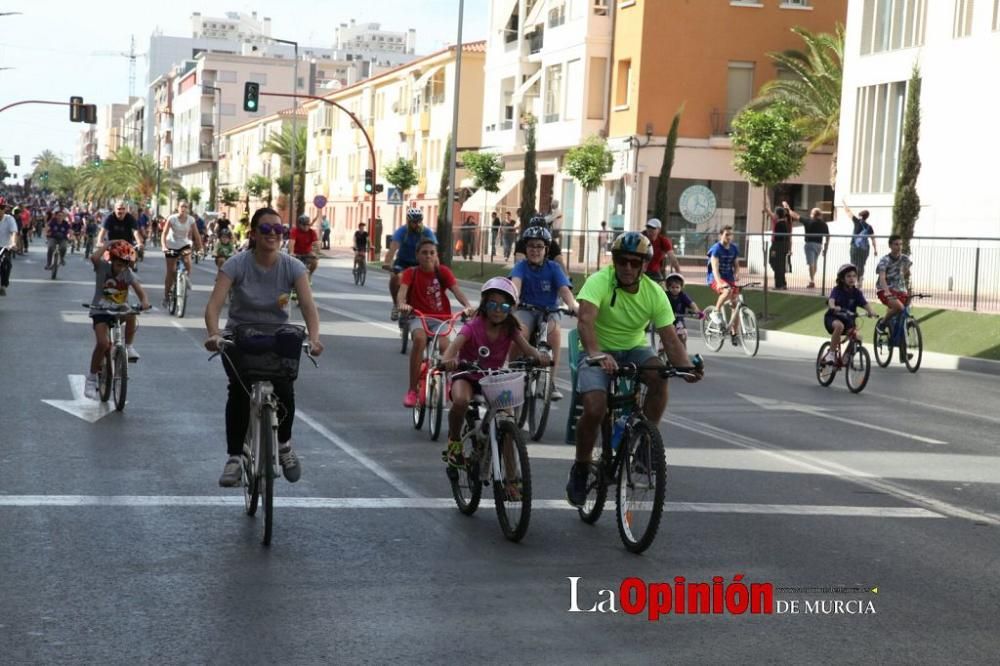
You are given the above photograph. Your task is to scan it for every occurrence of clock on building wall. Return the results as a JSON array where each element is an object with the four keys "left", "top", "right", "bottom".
[{"left": 679, "top": 185, "right": 717, "bottom": 226}]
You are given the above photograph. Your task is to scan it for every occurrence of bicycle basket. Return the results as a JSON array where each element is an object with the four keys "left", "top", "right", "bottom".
[
  {"left": 479, "top": 371, "right": 525, "bottom": 410},
  {"left": 230, "top": 323, "right": 306, "bottom": 380}
]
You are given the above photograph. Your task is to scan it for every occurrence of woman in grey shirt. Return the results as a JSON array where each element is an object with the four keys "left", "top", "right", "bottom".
[{"left": 204, "top": 207, "right": 324, "bottom": 487}]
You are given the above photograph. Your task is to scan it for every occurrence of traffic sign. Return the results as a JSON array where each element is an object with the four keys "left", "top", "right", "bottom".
[
  {"left": 313, "top": 195, "right": 327, "bottom": 209},
  {"left": 387, "top": 187, "right": 403, "bottom": 206}
]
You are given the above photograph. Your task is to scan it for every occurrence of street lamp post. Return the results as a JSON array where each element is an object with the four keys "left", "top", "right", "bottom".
[
  {"left": 444, "top": 0, "right": 465, "bottom": 265},
  {"left": 265, "top": 37, "right": 299, "bottom": 226}
]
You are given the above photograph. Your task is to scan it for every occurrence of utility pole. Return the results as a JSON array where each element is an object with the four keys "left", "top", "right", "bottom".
[{"left": 443, "top": 0, "right": 464, "bottom": 266}]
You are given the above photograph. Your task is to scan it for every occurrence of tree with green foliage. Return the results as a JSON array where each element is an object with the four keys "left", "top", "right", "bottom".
[
  {"left": 383, "top": 157, "right": 420, "bottom": 198},
  {"left": 653, "top": 105, "right": 684, "bottom": 224},
  {"left": 563, "top": 135, "right": 613, "bottom": 257},
  {"left": 519, "top": 115, "right": 538, "bottom": 229},
  {"left": 0, "top": 159, "right": 9, "bottom": 183},
  {"left": 461, "top": 151, "right": 504, "bottom": 268},
  {"left": 437, "top": 137, "right": 453, "bottom": 265},
  {"left": 261, "top": 123, "right": 307, "bottom": 217},
  {"left": 749, "top": 26, "right": 844, "bottom": 187},
  {"left": 246, "top": 174, "right": 272, "bottom": 208},
  {"left": 188, "top": 187, "right": 203, "bottom": 208},
  {"left": 892, "top": 65, "right": 922, "bottom": 255},
  {"left": 220, "top": 187, "right": 240, "bottom": 214}
]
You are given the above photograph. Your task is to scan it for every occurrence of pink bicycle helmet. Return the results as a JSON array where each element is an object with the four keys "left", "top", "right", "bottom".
[{"left": 481, "top": 276, "right": 519, "bottom": 303}]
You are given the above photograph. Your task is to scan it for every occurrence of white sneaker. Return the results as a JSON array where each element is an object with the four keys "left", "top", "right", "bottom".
[
  {"left": 126, "top": 345, "right": 140, "bottom": 361},
  {"left": 84, "top": 377, "right": 99, "bottom": 400},
  {"left": 823, "top": 351, "right": 836, "bottom": 364}
]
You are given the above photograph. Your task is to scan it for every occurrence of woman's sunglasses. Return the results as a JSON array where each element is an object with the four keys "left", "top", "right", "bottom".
[
  {"left": 485, "top": 301, "right": 512, "bottom": 313},
  {"left": 258, "top": 223, "right": 287, "bottom": 235}
]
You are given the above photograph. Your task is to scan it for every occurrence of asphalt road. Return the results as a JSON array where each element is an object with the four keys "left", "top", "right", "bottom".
[{"left": 1, "top": 244, "right": 998, "bottom": 665}]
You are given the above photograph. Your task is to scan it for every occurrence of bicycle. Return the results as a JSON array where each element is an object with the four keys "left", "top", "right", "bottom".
[
  {"left": 873, "top": 293, "right": 930, "bottom": 373},
  {"left": 515, "top": 304, "right": 574, "bottom": 441},
  {"left": 576, "top": 355, "right": 703, "bottom": 553},
  {"left": 167, "top": 251, "right": 192, "bottom": 318},
  {"left": 83, "top": 303, "right": 144, "bottom": 411},
  {"left": 700, "top": 282, "right": 760, "bottom": 357},
  {"left": 816, "top": 314, "right": 875, "bottom": 394},
  {"left": 49, "top": 240, "right": 68, "bottom": 280},
  {"left": 83, "top": 233, "right": 96, "bottom": 259},
  {"left": 407, "top": 310, "right": 465, "bottom": 440},
  {"left": 210, "top": 330, "right": 318, "bottom": 546},
  {"left": 445, "top": 360, "right": 533, "bottom": 543},
  {"left": 353, "top": 252, "right": 367, "bottom": 286}
]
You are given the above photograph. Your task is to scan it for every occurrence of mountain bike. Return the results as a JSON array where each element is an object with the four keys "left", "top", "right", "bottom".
[
  {"left": 49, "top": 239, "right": 68, "bottom": 280},
  {"left": 816, "top": 314, "right": 875, "bottom": 394},
  {"left": 408, "top": 310, "right": 465, "bottom": 439},
  {"left": 211, "top": 330, "right": 318, "bottom": 546},
  {"left": 83, "top": 303, "right": 145, "bottom": 411},
  {"left": 576, "top": 355, "right": 703, "bottom": 553},
  {"left": 167, "top": 251, "right": 191, "bottom": 318},
  {"left": 445, "top": 360, "right": 533, "bottom": 543},
  {"left": 700, "top": 282, "right": 760, "bottom": 356},
  {"left": 873, "top": 293, "right": 930, "bottom": 373},
  {"left": 353, "top": 252, "right": 367, "bottom": 286},
  {"left": 515, "top": 304, "right": 574, "bottom": 441}
]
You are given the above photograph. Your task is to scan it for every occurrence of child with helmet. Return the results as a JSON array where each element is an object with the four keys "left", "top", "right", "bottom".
[
  {"left": 824, "top": 263, "right": 877, "bottom": 364},
  {"left": 84, "top": 240, "right": 151, "bottom": 400},
  {"left": 663, "top": 272, "right": 702, "bottom": 348},
  {"left": 440, "top": 277, "right": 549, "bottom": 468},
  {"left": 214, "top": 227, "right": 236, "bottom": 270}
]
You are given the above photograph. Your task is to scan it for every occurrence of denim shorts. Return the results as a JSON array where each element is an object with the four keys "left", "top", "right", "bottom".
[
  {"left": 576, "top": 347, "right": 658, "bottom": 395},
  {"left": 407, "top": 316, "right": 449, "bottom": 337},
  {"left": 514, "top": 307, "right": 560, "bottom": 340},
  {"left": 804, "top": 242, "right": 823, "bottom": 266}
]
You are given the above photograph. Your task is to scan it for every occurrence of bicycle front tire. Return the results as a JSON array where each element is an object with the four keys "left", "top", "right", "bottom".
[
  {"left": 816, "top": 342, "right": 837, "bottom": 387},
  {"left": 700, "top": 306, "right": 725, "bottom": 353},
  {"left": 845, "top": 344, "right": 871, "bottom": 394},
  {"left": 176, "top": 275, "right": 188, "bottom": 319},
  {"left": 903, "top": 318, "right": 923, "bottom": 373},
  {"left": 399, "top": 324, "right": 409, "bottom": 354},
  {"left": 359, "top": 263, "right": 366, "bottom": 286},
  {"left": 99, "top": 348, "right": 113, "bottom": 402},
  {"left": 616, "top": 420, "right": 666, "bottom": 554},
  {"left": 427, "top": 372, "right": 444, "bottom": 441},
  {"left": 873, "top": 322, "right": 892, "bottom": 368},
  {"left": 260, "top": 404, "right": 276, "bottom": 546},
  {"left": 112, "top": 347, "right": 128, "bottom": 411},
  {"left": 578, "top": 445, "right": 608, "bottom": 525},
  {"left": 528, "top": 367, "right": 553, "bottom": 441},
  {"left": 739, "top": 307, "right": 759, "bottom": 357},
  {"left": 493, "top": 419, "right": 532, "bottom": 542}
]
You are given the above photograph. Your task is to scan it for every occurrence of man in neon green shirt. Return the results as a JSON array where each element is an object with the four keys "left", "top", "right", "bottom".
[{"left": 568, "top": 231, "right": 701, "bottom": 507}]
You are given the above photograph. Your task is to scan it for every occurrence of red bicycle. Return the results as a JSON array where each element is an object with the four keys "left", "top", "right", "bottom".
[
  {"left": 816, "top": 314, "right": 875, "bottom": 394},
  {"left": 403, "top": 310, "right": 466, "bottom": 440}
]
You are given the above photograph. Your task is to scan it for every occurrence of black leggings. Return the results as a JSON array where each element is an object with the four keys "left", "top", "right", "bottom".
[
  {"left": 0, "top": 251, "right": 12, "bottom": 287},
  {"left": 222, "top": 352, "right": 296, "bottom": 456}
]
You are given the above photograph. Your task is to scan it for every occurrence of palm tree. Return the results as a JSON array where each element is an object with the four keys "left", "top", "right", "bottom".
[
  {"left": 32, "top": 150, "right": 62, "bottom": 178},
  {"left": 748, "top": 25, "right": 844, "bottom": 186},
  {"left": 260, "top": 123, "right": 306, "bottom": 215},
  {"left": 73, "top": 147, "right": 177, "bottom": 208}
]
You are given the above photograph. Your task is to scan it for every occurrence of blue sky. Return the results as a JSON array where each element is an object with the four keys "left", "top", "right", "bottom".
[{"left": 0, "top": 0, "right": 487, "bottom": 177}]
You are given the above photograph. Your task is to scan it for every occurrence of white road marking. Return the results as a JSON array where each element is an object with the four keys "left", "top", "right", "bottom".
[
  {"left": 0, "top": 495, "right": 941, "bottom": 517},
  {"left": 41, "top": 375, "right": 113, "bottom": 423}
]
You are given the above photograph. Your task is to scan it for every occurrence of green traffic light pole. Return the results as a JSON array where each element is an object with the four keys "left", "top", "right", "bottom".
[{"left": 260, "top": 91, "right": 377, "bottom": 259}]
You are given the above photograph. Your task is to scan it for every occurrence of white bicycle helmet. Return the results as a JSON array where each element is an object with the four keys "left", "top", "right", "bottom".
[{"left": 481, "top": 276, "right": 518, "bottom": 303}]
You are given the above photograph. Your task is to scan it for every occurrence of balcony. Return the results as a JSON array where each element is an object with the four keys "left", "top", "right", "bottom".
[
  {"left": 199, "top": 143, "right": 215, "bottom": 160},
  {"left": 201, "top": 112, "right": 215, "bottom": 127},
  {"left": 710, "top": 108, "right": 738, "bottom": 136},
  {"left": 528, "top": 28, "right": 544, "bottom": 55}
]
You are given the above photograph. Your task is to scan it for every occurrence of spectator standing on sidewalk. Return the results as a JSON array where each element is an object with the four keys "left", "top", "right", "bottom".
[
  {"left": 843, "top": 202, "right": 878, "bottom": 287},
  {"left": 490, "top": 211, "right": 501, "bottom": 258},
  {"left": 317, "top": 212, "right": 331, "bottom": 250},
  {"left": 502, "top": 211, "right": 517, "bottom": 261},
  {"left": 802, "top": 208, "right": 829, "bottom": 288},
  {"left": 765, "top": 200, "right": 797, "bottom": 290}
]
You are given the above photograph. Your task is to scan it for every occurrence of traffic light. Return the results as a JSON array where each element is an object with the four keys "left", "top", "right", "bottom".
[
  {"left": 69, "top": 96, "right": 83, "bottom": 122},
  {"left": 83, "top": 104, "right": 97, "bottom": 124},
  {"left": 243, "top": 81, "right": 260, "bottom": 112},
  {"left": 13, "top": 155, "right": 19, "bottom": 167},
  {"left": 375, "top": 183, "right": 384, "bottom": 194},
  {"left": 364, "top": 168, "right": 374, "bottom": 194}
]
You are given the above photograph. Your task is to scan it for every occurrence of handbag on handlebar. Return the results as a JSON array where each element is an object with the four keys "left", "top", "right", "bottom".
[{"left": 230, "top": 323, "right": 306, "bottom": 380}]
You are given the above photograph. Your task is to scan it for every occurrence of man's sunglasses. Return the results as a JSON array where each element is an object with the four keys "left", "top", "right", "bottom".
[
  {"left": 485, "top": 301, "right": 512, "bottom": 313},
  {"left": 258, "top": 223, "right": 287, "bottom": 235},
  {"left": 526, "top": 243, "right": 546, "bottom": 251},
  {"left": 614, "top": 256, "right": 643, "bottom": 269}
]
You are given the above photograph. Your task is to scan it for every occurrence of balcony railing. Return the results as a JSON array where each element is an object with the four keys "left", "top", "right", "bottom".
[
  {"left": 710, "top": 108, "right": 739, "bottom": 136},
  {"left": 501, "top": 119, "right": 514, "bottom": 130},
  {"left": 528, "top": 28, "right": 544, "bottom": 54},
  {"left": 199, "top": 143, "right": 215, "bottom": 160}
]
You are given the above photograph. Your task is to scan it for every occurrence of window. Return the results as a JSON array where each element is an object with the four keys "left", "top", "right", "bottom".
[
  {"left": 781, "top": 0, "right": 810, "bottom": 7},
  {"left": 564, "top": 59, "right": 582, "bottom": 121},
  {"left": 217, "top": 70, "right": 237, "bottom": 83},
  {"left": 954, "top": 0, "right": 975, "bottom": 37},
  {"left": 594, "top": 0, "right": 609, "bottom": 15},
  {"left": 588, "top": 57, "right": 607, "bottom": 119},
  {"left": 249, "top": 72, "right": 269, "bottom": 85},
  {"left": 726, "top": 62, "right": 755, "bottom": 130},
  {"left": 544, "top": 64, "right": 563, "bottom": 123},
  {"left": 851, "top": 80, "right": 908, "bottom": 193},
  {"left": 614, "top": 58, "right": 631, "bottom": 108},
  {"left": 548, "top": 3, "right": 566, "bottom": 27},
  {"left": 860, "top": 0, "right": 927, "bottom": 54}
]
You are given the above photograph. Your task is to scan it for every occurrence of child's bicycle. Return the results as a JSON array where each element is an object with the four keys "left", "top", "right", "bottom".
[
  {"left": 873, "top": 293, "right": 930, "bottom": 373},
  {"left": 407, "top": 310, "right": 465, "bottom": 440},
  {"left": 576, "top": 355, "right": 703, "bottom": 553},
  {"left": 816, "top": 314, "right": 876, "bottom": 394},
  {"left": 353, "top": 253, "right": 367, "bottom": 286},
  {"left": 515, "top": 304, "right": 575, "bottom": 441},
  {"left": 167, "top": 251, "right": 191, "bottom": 318},
  {"left": 83, "top": 303, "right": 145, "bottom": 411},
  {"left": 445, "top": 359, "right": 535, "bottom": 543},
  {"left": 700, "top": 282, "right": 760, "bottom": 356}
]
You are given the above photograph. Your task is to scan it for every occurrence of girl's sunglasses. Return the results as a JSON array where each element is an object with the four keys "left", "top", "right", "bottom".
[
  {"left": 485, "top": 301, "right": 512, "bottom": 313},
  {"left": 258, "top": 223, "right": 287, "bottom": 235}
]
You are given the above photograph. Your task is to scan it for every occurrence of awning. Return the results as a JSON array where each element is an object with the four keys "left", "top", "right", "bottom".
[
  {"left": 413, "top": 64, "right": 444, "bottom": 91},
  {"left": 512, "top": 68, "right": 542, "bottom": 103},
  {"left": 461, "top": 170, "right": 524, "bottom": 213}
]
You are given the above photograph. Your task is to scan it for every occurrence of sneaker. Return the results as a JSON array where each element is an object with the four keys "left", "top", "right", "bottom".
[
  {"left": 824, "top": 350, "right": 836, "bottom": 364},
  {"left": 551, "top": 387, "right": 564, "bottom": 402},
  {"left": 565, "top": 462, "right": 590, "bottom": 507},
  {"left": 442, "top": 440, "right": 465, "bottom": 468},
  {"left": 218, "top": 456, "right": 242, "bottom": 487},
  {"left": 731, "top": 335, "right": 740, "bottom": 346},
  {"left": 390, "top": 306, "right": 400, "bottom": 321},
  {"left": 807, "top": 281, "right": 816, "bottom": 289},
  {"left": 403, "top": 389, "right": 418, "bottom": 408},
  {"left": 84, "top": 377, "right": 99, "bottom": 401},
  {"left": 278, "top": 442, "right": 301, "bottom": 483},
  {"left": 126, "top": 345, "right": 140, "bottom": 361}
]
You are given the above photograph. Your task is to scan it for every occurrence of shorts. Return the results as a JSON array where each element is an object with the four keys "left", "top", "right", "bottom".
[
  {"left": 449, "top": 373, "right": 482, "bottom": 401},
  {"left": 576, "top": 347, "right": 658, "bottom": 395},
  {"left": 824, "top": 311, "right": 856, "bottom": 334},
  {"left": 407, "top": 316, "right": 450, "bottom": 337},
  {"left": 514, "top": 307, "right": 560, "bottom": 340},
  {"left": 804, "top": 242, "right": 823, "bottom": 266},
  {"left": 295, "top": 254, "right": 316, "bottom": 263},
  {"left": 710, "top": 278, "right": 738, "bottom": 295},
  {"left": 393, "top": 259, "right": 418, "bottom": 274},
  {"left": 164, "top": 245, "right": 192, "bottom": 259},
  {"left": 877, "top": 289, "right": 909, "bottom": 307},
  {"left": 644, "top": 270, "right": 665, "bottom": 283},
  {"left": 90, "top": 314, "right": 117, "bottom": 329}
]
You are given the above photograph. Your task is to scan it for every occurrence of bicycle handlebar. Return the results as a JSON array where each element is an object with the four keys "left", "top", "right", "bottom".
[
  {"left": 82, "top": 303, "right": 146, "bottom": 315},
  {"left": 584, "top": 354, "right": 705, "bottom": 379},
  {"left": 517, "top": 303, "right": 577, "bottom": 317},
  {"left": 208, "top": 338, "right": 319, "bottom": 367}
]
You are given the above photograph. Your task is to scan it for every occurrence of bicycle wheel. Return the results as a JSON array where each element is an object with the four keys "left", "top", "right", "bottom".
[
  {"left": 738, "top": 307, "right": 759, "bottom": 357},
  {"left": 51, "top": 254, "right": 59, "bottom": 280},
  {"left": 359, "top": 263, "right": 366, "bottom": 286},
  {"left": 845, "top": 344, "right": 871, "bottom": 394},
  {"left": 168, "top": 282, "right": 178, "bottom": 316},
  {"left": 260, "top": 404, "right": 276, "bottom": 546},
  {"left": 412, "top": 385, "right": 426, "bottom": 430},
  {"left": 516, "top": 371, "right": 532, "bottom": 429},
  {"left": 493, "top": 419, "right": 532, "bottom": 542},
  {"left": 427, "top": 371, "right": 445, "bottom": 441},
  {"left": 527, "top": 366, "right": 553, "bottom": 441},
  {"left": 872, "top": 321, "right": 892, "bottom": 368},
  {"left": 903, "top": 318, "right": 923, "bottom": 373},
  {"left": 578, "top": 443, "right": 608, "bottom": 525},
  {"left": 353, "top": 265, "right": 360, "bottom": 285},
  {"left": 616, "top": 420, "right": 666, "bottom": 554},
  {"left": 112, "top": 347, "right": 128, "bottom": 411},
  {"left": 242, "top": 437, "right": 260, "bottom": 516},
  {"left": 815, "top": 342, "right": 837, "bottom": 387},
  {"left": 700, "top": 306, "right": 725, "bottom": 352},
  {"left": 176, "top": 274, "right": 188, "bottom": 318},
  {"left": 448, "top": 431, "right": 482, "bottom": 515},
  {"left": 98, "top": 348, "right": 113, "bottom": 402}
]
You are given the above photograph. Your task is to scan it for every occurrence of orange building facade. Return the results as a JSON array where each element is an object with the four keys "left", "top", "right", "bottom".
[{"left": 605, "top": 0, "right": 846, "bottom": 252}]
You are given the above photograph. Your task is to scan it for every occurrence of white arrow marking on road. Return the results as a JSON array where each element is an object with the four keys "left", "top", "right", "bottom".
[
  {"left": 737, "top": 393, "right": 947, "bottom": 445},
  {"left": 41, "top": 375, "right": 113, "bottom": 423}
]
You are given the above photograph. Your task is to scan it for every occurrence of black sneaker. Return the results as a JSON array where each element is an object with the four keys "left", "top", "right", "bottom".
[
  {"left": 565, "top": 462, "right": 589, "bottom": 507},
  {"left": 278, "top": 442, "right": 301, "bottom": 482}
]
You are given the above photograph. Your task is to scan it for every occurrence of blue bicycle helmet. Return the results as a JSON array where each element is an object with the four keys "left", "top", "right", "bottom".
[
  {"left": 521, "top": 226, "right": 552, "bottom": 244},
  {"left": 406, "top": 207, "right": 423, "bottom": 223}
]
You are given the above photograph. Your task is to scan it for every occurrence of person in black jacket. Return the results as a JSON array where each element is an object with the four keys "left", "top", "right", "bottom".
[{"left": 765, "top": 200, "right": 797, "bottom": 290}]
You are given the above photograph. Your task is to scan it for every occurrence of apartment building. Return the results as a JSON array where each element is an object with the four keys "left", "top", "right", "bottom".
[
  {"left": 120, "top": 97, "right": 146, "bottom": 154},
  {"left": 607, "top": 0, "right": 846, "bottom": 252},
  {"left": 836, "top": 0, "right": 1000, "bottom": 239},
  {"left": 219, "top": 110, "right": 300, "bottom": 219},
  {"left": 301, "top": 42, "right": 486, "bottom": 248},
  {"left": 96, "top": 103, "right": 130, "bottom": 161}
]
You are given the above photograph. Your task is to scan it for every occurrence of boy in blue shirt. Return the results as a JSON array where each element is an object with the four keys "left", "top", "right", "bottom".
[
  {"left": 510, "top": 227, "right": 578, "bottom": 400},
  {"left": 706, "top": 225, "right": 741, "bottom": 334},
  {"left": 824, "top": 263, "right": 877, "bottom": 364}
]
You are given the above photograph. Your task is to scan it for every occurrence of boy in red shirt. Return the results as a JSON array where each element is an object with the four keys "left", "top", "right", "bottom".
[
  {"left": 396, "top": 239, "right": 476, "bottom": 408},
  {"left": 289, "top": 214, "right": 319, "bottom": 277}
]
